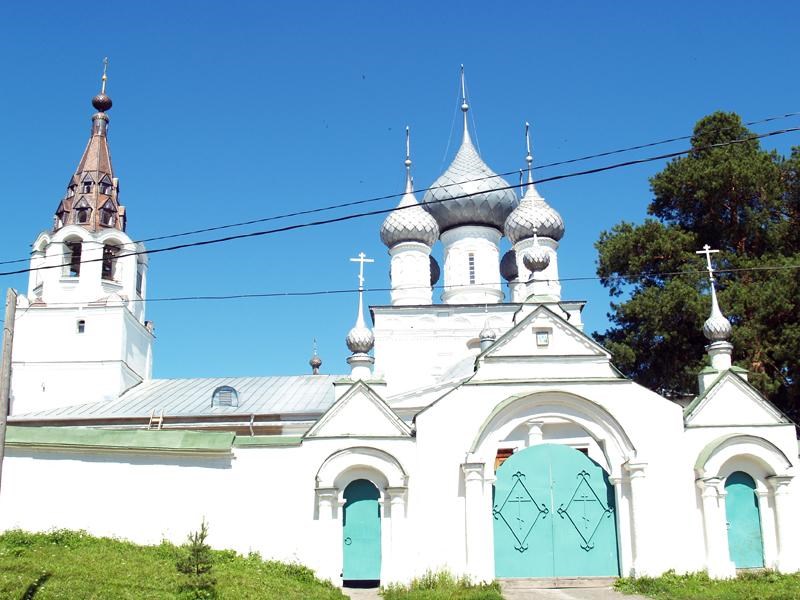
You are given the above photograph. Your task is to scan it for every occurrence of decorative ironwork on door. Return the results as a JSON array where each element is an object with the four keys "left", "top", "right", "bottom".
[
  {"left": 493, "top": 471, "right": 549, "bottom": 552},
  {"left": 557, "top": 470, "right": 614, "bottom": 551}
]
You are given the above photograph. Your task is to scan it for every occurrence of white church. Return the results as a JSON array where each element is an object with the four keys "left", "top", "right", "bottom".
[{"left": 0, "top": 68, "right": 798, "bottom": 587}]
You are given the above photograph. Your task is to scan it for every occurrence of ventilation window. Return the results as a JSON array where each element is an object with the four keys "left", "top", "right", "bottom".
[
  {"left": 99, "top": 176, "right": 112, "bottom": 195},
  {"left": 101, "top": 244, "right": 119, "bottom": 281},
  {"left": 73, "top": 197, "right": 92, "bottom": 225},
  {"left": 77, "top": 319, "right": 86, "bottom": 334},
  {"left": 99, "top": 201, "right": 117, "bottom": 227},
  {"left": 468, "top": 253, "right": 476, "bottom": 284},
  {"left": 65, "top": 241, "right": 82, "bottom": 277},
  {"left": 82, "top": 182, "right": 93, "bottom": 194},
  {"left": 212, "top": 385, "right": 238, "bottom": 407}
]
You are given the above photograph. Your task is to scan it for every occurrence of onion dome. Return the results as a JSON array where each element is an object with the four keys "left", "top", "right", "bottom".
[
  {"left": 504, "top": 123, "right": 564, "bottom": 244},
  {"left": 309, "top": 340, "right": 322, "bottom": 374},
  {"left": 346, "top": 323, "right": 374, "bottom": 354},
  {"left": 703, "top": 283, "right": 732, "bottom": 342},
  {"left": 430, "top": 255, "right": 441, "bottom": 286},
  {"left": 92, "top": 93, "right": 112, "bottom": 112},
  {"left": 500, "top": 249, "right": 518, "bottom": 282},
  {"left": 421, "top": 66, "right": 518, "bottom": 233},
  {"left": 381, "top": 127, "right": 440, "bottom": 248},
  {"left": 479, "top": 321, "right": 497, "bottom": 342},
  {"left": 523, "top": 236, "right": 551, "bottom": 274}
]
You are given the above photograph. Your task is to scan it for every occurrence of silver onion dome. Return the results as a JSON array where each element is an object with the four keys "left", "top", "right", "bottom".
[
  {"left": 430, "top": 255, "right": 441, "bottom": 286},
  {"left": 346, "top": 324, "right": 374, "bottom": 354},
  {"left": 479, "top": 321, "right": 497, "bottom": 341},
  {"left": 505, "top": 183, "right": 565, "bottom": 244},
  {"left": 500, "top": 250, "right": 518, "bottom": 282},
  {"left": 422, "top": 136, "right": 518, "bottom": 233},
  {"left": 380, "top": 191, "right": 439, "bottom": 248},
  {"left": 523, "top": 241, "right": 551, "bottom": 274},
  {"left": 703, "top": 286, "right": 732, "bottom": 342}
]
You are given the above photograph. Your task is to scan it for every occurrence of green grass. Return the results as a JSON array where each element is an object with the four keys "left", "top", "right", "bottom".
[
  {"left": 0, "top": 529, "right": 346, "bottom": 599},
  {"left": 616, "top": 569, "right": 800, "bottom": 600},
  {"left": 380, "top": 571, "right": 502, "bottom": 600}
]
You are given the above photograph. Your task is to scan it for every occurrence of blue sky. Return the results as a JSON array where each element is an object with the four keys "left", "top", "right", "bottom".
[{"left": 1, "top": 1, "right": 799, "bottom": 378}]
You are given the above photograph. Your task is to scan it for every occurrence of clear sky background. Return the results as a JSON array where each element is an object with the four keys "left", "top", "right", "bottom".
[{"left": 1, "top": 1, "right": 798, "bottom": 379}]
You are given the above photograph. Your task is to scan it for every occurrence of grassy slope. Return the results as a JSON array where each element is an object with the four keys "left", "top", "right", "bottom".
[
  {"left": 0, "top": 530, "right": 346, "bottom": 600},
  {"left": 616, "top": 570, "right": 800, "bottom": 600}
]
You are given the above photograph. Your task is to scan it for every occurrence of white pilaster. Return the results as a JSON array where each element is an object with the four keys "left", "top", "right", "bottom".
[
  {"left": 696, "top": 477, "right": 735, "bottom": 578},
  {"left": 315, "top": 487, "right": 341, "bottom": 584},
  {"left": 385, "top": 487, "right": 408, "bottom": 584},
  {"left": 609, "top": 475, "right": 633, "bottom": 577},
  {"left": 625, "top": 461, "right": 649, "bottom": 576},
  {"left": 767, "top": 475, "right": 796, "bottom": 573},
  {"left": 441, "top": 226, "right": 503, "bottom": 304},
  {"left": 462, "top": 462, "right": 493, "bottom": 582}
]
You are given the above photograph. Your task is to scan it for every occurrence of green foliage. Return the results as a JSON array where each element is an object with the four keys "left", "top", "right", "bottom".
[
  {"left": 595, "top": 111, "right": 800, "bottom": 416},
  {"left": 0, "top": 528, "right": 346, "bottom": 599},
  {"left": 616, "top": 569, "right": 800, "bottom": 599},
  {"left": 176, "top": 519, "right": 217, "bottom": 599},
  {"left": 381, "top": 570, "right": 502, "bottom": 600}
]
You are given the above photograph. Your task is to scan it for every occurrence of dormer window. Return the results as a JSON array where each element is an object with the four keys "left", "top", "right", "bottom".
[
  {"left": 99, "top": 201, "right": 117, "bottom": 227},
  {"left": 55, "top": 202, "right": 67, "bottom": 229},
  {"left": 67, "top": 185, "right": 76, "bottom": 198},
  {"left": 81, "top": 173, "right": 94, "bottom": 194},
  {"left": 99, "top": 176, "right": 112, "bottom": 195},
  {"left": 212, "top": 385, "right": 238, "bottom": 407},
  {"left": 73, "top": 197, "right": 91, "bottom": 225}
]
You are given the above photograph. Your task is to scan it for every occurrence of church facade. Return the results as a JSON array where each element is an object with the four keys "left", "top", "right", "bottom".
[{"left": 0, "top": 70, "right": 797, "bottom": 586}]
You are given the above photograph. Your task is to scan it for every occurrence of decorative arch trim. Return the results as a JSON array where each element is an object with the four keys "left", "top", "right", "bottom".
[
  {"left": 315, "top": 446, "right": 407, "bottom": 490},
  {"left": 695, "top": 434, "right": 793, "bottom": 478}
]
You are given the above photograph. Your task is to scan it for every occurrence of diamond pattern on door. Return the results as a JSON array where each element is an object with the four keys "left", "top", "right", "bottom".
[
  {"left": 493, "top": 471, "right": 550, "bottom": 552},
  {"left": 557, "top": 470, "right": 614, "bottom": 551}
]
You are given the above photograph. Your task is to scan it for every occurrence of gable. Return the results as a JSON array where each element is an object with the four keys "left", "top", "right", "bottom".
[
  {"left": 686, "top": 371, "right": 789, "bottom": 427},
  {"left": 480, "top": 305, "right": 610, "bottom": 361},
  {"left": 305, "top": 381, "right": 412, "bottom": 438}
]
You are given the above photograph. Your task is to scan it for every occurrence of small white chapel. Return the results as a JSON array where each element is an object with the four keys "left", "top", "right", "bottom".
[{"left": 0, "top": 67, "right": 798, "bottom": 586}]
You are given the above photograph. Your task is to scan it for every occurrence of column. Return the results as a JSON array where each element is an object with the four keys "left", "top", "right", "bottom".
[
  {"left": 756, "top": 490, "right": 777, "bottom": 569},
  {"left": 696, "top": 477, "right": 735, "bottom": 578},
  {"left": 525, "top": 420, "right": 544, "bottom": 447},
  {"left": 385, "top": 487, "right": 408, "bottom": 585},
  {"left": 462, "top": 462, "right": 492, "bottom": 582},
  {"left": 767, "top": 475, "right": 795, "bottom": 573},
  {"left": 609, "top": 475, "right": 633, "bottom": 576},
  {"left": 315, "top": 488, "right": 341, "bottom": 584},
  {"left": 624, "top": 461, "right": 648, "bottom": 576}
]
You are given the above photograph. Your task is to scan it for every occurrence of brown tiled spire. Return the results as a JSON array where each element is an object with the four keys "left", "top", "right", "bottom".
[{"left": 54, "top": 58, "right": 126, "bottom": 233}]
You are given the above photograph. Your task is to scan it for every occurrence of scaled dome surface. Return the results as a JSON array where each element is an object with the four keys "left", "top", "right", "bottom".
[
  {"left": 505, "top": 183, "right": 565, "bottom": 244},
  {"left": 422, "top": 136, "right": 518, "bottom": 233}
]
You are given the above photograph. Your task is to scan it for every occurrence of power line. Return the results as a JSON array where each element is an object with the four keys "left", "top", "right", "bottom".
[
  {"left": 25, "top": 263, "right": 800, "bottom": 307},
  {"left": 1, "top": 110, "right": 798, "bottom": 270},
  {"left": 2, "top": 124, "right": 799, "bottom": 280}
]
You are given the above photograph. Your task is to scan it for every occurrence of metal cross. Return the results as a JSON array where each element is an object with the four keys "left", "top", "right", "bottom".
[
  {"left": 572, "top": 492, "right": 596, "bottom": 532},
  {"left": 507, "top": 493, "right": 532, "bottom": 531},
  {"left": 349, "top": 252, "right": 374, "bottom": 290},
  {"left": 101, "top": 57, "right": 109, "bottom": 94},
  {"left": 695, "top": 244, "right": 720, "bottom": 282}
]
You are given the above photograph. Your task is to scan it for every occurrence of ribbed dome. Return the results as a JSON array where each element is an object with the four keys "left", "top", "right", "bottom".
[
  {"left": 381, "top": 190, "right": 439, "bottom": 248},
  {"left": 500, "top": 250, "right": 518, "bottom": 282},
  {"left": 504, "top": 183, "right": 565, "bottom": 244},
  {"left": 422, "top": 136, "right": 518, "bottom": 233},
  {"left": 346, "top": 324, "right": 374, "bottom": 354}
]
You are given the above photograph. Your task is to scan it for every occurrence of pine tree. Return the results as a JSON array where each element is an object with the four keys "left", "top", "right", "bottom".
[{"left": 176, "top": 519, "right": 217, "bottom": 599}]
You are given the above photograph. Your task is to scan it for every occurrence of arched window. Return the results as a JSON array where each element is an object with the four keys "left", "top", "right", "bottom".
[
  {"left": 64, "top": 240, "right": 82, "bottom": 278},
  {"left": 212, "top": 385, "right": 238, "bottom": 407},
  {"left": 99, "top": 201, "right": 117, "bottom": 227},
  {"left": 77, "top": 319, "right": 86, "bottom": 334},
  {"left": 101, "top": 244, "right": 119, "bottom": 281},
  {"left": 73, "top": 197, "right": 92, "bottom": 225}
]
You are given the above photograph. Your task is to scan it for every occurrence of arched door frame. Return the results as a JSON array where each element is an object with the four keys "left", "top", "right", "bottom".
[
  {"left": 314, "top": 446, "right": 408, "bottom": 586},
  {"left": 464, "top": 391, "right": 644, "bottom": 581},
  {"left": 695, "top": 434, "right": 795, "bottom": 576}
]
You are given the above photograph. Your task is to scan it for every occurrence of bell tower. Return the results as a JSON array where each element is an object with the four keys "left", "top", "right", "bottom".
[{"left": 10, "top": 61, "right": 154, "bottom": 415}]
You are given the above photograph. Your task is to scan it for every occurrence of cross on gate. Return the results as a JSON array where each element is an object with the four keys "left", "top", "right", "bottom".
[
  {"left": 349, "top": 252, "right": 374, "bottom": 290},
  {"left": 571, "top": 491, "right": 597, "bottom": 532},
  {"left": 506, "top": 493, "right": 532, "bottom": 531}
]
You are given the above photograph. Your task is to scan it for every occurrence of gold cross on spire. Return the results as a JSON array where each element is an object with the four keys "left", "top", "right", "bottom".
[
  {"left": 349, "top": 252, "right": 374, "bottom": 290},
  {"left": 695, "top": 244, "right": 720, "bottom": 282}
]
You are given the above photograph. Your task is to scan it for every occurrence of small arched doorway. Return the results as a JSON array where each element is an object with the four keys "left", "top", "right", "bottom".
[
  {"left": 725, "top": 472, "right": 764, "bottom": 569},
  {"left": 493, "top": 443, "right": 620, "bottom": 578},
  {"left": 342, "top": 479, "right": 381, "bottom": 584}
]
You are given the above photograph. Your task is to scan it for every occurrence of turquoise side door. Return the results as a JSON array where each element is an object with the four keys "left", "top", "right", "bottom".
[
  {"left": 494, "top": 444, "right": 620, "bottom": 578},
  {"left": 725, "top": 471, "right": 764, "bottom": 569},
  {"left": 342, "top": 479, "right": 381, "bottom": 581}
]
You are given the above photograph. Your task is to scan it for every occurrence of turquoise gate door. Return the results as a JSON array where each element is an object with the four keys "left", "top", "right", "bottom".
[
  {"left": 725, "top": 471, "right": 764, "bottom": 569},
  {"left": 342, "top": 479, "right": 381, "bottom": 581},
  {"left": 493, "top": 444, "right": 620, "bottom": 578}
]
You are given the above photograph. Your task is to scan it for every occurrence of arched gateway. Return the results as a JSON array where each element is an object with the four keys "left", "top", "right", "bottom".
[{"left": 493, "top": 443, "right": 620, "bottom": 578}]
